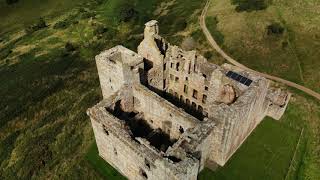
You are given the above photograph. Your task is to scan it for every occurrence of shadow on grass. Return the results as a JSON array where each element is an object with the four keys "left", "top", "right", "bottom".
[{"left": 0, "top": 48, "right": 89, "bottom": 128}]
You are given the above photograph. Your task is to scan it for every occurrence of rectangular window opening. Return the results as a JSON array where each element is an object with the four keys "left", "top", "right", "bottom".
[
  {"left": 184, "top": 85, "right": 188, "bottom": 94},
  {"left": 192, "top": 89, "right": 198, "bottom": 99}
]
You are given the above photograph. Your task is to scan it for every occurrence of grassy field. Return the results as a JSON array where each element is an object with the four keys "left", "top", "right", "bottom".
[
  {"left": 0, "top": 0, "right": 88, "bottom": 34},
  {"left": 199, "top": 118, "right": 301, "bottom": 180},
  {"left": 0, "top": 0, "right": 319, "bottom": 179},
  {"left": 206, "top": 0, "right": 320, "bottom": 94}
]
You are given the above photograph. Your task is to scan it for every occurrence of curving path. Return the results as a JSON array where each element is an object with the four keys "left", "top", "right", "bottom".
[{"left": 200, "top": 0, "right": 320, "bottom": 101}]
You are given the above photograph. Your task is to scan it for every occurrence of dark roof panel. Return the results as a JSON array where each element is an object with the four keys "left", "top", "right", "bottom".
[{"left": 225, "top": 71, "right": 253, "bottom": 87}]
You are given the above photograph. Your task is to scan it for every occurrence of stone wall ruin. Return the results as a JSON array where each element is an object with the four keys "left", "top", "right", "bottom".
[{"left": 87, "top": 20, "right": 291, "bottom": 180}]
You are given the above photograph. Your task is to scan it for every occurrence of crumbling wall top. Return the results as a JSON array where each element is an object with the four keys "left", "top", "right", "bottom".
[{"left": 96, "top": 45, "right": 143, "bottom": 66}]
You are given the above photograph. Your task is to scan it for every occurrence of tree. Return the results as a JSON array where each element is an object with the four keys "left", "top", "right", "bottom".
[
  {"left": 267, "top": 23, "right": 285, "bottom": 35},
  {"left": 6, "top": 0, "right": 19, "bottom": 5}
]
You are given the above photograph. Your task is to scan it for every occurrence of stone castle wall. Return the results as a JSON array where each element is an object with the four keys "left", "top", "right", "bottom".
[{"left": 87, "top": 20, "right": 291, "bottom": 179}]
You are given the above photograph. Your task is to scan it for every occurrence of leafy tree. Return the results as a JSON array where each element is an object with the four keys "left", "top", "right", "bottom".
[{"left": 231, "top": 0, "right": 272, "bottom": 12}]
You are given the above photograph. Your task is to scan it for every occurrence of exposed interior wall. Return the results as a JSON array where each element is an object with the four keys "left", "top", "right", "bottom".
[
  {"left": 96, "top": 53, "right": 125, "bottom": 99},
  {"left": 88, "top": 98, "right": 200, "bottom": 180},
  {"left": 164, "top": 49, "right": 211, "bottom": 117},
  {"left": 133, "top": 85, "right": 198, "bottom": 140}
]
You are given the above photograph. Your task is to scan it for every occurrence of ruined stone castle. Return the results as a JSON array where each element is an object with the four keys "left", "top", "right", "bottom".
[{"left": 87, "top": 20, "right": 290, "bottom": 180}]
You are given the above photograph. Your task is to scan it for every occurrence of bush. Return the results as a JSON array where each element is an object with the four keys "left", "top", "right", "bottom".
[
  {"left": 62, "top": 42, "right": 78, "bottom": 57},
  {"left": 267, "top": 23, "right": 285, "bottom": 35},
  {"left": 119, "top": 5, "right": 139, "bottom": 22},
  {"left": 204, "top": 51, "right": 213, "bottom": 59},
  {"left": 206, "top": 16, "right": 224, "bottom": 45},
  {"left": 231, "top": 0, "right": 272, "bottom": 12},
  {"left": 53, "top": 20, "right": 68, "bottom": 29},
  {"left": 6, "top": 0, "right": 19, "bottom": 5},
  {"left": 53, "top": 14, "right": 79, "bottom": 29},
  {"left": 81, "top": 11, "right": 96, "bottom": 19},
  {"left": 93, "top": 25, "right": 108, "bottom": 36},
  {"left": 65, "top": 42, "right": 77, "bottom": 52},
  {"left": 25, "top": 17, "right": 48, "bottom": 34}
]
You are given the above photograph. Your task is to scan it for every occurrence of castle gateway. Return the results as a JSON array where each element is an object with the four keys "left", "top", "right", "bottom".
[{"left": 87, "top": 20, "right": 290, "bottom": 180}]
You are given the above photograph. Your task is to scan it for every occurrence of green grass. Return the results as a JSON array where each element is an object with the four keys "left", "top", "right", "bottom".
[
  {"left": 86, "top": 143, "right": 126, "bottom": 180},
  {"left": 207, "top": 0, "right": 320, "bottom": 93},
  {"left": 206, "top": 16, "right": 224, "bottom": 46},
  {"left": 0, "top": 0, "right": 319, "bottom": 179},
  {"left": 0, "top": 0, "right": 87, "bottom": 33},
  {"left": 199, "top": 118, "right": 300, "bottom": 180}
]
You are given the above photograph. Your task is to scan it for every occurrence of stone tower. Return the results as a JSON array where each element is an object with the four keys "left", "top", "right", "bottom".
[{"left": 138, "top": 20, "right": 168, "bottom": 92}]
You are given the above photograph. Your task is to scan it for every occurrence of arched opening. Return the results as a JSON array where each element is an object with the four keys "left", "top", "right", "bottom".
[
  {"left": 192, "top": 102, "right": 197, "bottom": 110},
  {"left": 198, "top": 105, "right": 203, "bottom": 113},
  {"left": 180, "top": 95, "right": 184, "bottom": 103},
  {"left": 186, "top": 99, "right": 191, "bottom": 106}
]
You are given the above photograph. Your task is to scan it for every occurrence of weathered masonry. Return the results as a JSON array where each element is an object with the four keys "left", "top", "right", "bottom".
[{"left": 87, "top": 20, "right": 291, "bottom": 180}]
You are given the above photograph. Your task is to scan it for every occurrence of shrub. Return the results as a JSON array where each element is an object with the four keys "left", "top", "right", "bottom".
[
  {"left": 65, "top": 42, "right": 77, "bottom": 52},
  {"left": 267, "top": 23, "right": 285, "bottom": 35},
  {"left": 204, "top": 51, "right": 213, "bottom": 59},
  {"left": 36, "top": 17, "right": 47, "bottom": 29},
  {"left": 53, "top": 14, "right": 79, "bottom": 29},
  {"left": 53, "top": 20, "right": 68, "bottom": 29},
  {"left": 231, "top": 0, "right": 272, "bottom": 12},
  {"left": 6, "top": 0, "right": 19, "bottom": 5},
  {"left": 206, "top": 16, "right": 224, "bottom": 45},
  {"left": 93, "top": 25, "right": 108, "bottom": 36},
  {"left": 81, "top": 11, "right": 96, "bottom": 19},
  {"left": 119, "top": 5, "right": 139, "bottom": 22},
  {"left": 25, "top": 17, "right": 48, "bottom": 34},
  {"left": 53, "top": 20, "right": 69, "bottom": 29}
]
